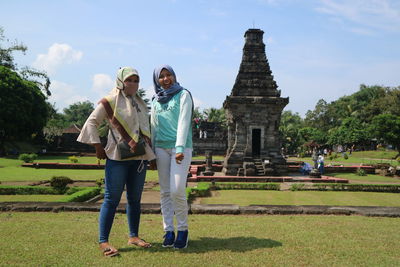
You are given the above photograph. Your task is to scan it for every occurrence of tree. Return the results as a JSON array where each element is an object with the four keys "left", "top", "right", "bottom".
[
  {"left": 0, "top": 27, "right": 50, "bottom": 96},
  {"left": 304, "top": 99, "right": 334, "bottom": 131},
  {"left": 0, "top": 27, "right": 27, "bottom": 69},
  {"left": 370, "top": 114, "right": 400, "bottom": 158},
  {"left": 63, "top": 101, "right": 94, "bottom": 127},
  {"left": 42, "top": 103, "right": 69, "bottom": 143},
  {"left": 298, "top": 127, "right": 326, "bottom": 146},
  {"left": 203, "top": 107, "right": 226, "bottom": 124},
  {"left": 0, "top": 66, "right": 49, "bottom": 149},
  {"left": 137, "top": 88, "right": 150, "bottom": 109},
  {"left": 279, "top": 111, "right": 304, "bottom": 154}
]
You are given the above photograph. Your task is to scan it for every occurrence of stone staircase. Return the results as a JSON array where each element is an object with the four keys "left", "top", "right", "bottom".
[{"left": 254, "top": 159, "right": 264, "bottom": 176}]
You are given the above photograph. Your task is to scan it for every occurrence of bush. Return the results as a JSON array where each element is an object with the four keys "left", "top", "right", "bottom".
[
  {"left": 0, "top": 185, "right": 58, "bottom": 195},
  {"left": 68, "top": 156, "right": 78, "bottom": 163},
  {"left": 356, "top": 168, "right": 367, "bottom": 176},
  {"left": 212, "top": 182, "right": 280, "bottom": 191},
  {"left": 187, "top": 182, "right": 211, "bottom": 203},
  {"left": 18, "top": 153, "right": 38, "bottom": 163},
  {"left": 50, "top": 176, "right": 74, "bottom": 193},
  {"left": 343, "top": 153, "right": 348, "bottom": 160},
  {"left": 96, "top": 177, "right": 105, "bottom": 187},
  {"left": 59, "top": 187, "right": 101, "bottom": 202},
  {"left": 290, "top": 183, "right": 305, "bottom": 191},
  {"left": 312, "top": 183, "right": 400, "bottom": 193}
]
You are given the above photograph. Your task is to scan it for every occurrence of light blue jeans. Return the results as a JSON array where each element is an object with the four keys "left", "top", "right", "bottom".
[{"left": 99, "top": 159, "right": 147, "bottom": 243}]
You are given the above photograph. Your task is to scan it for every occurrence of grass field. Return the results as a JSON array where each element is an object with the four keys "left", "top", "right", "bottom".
[
  {"left": 198, "top": 190, "right": 400, "bottom": 206},
  {"left": 0, "top": 212, "right": 398, "bottom": 266},
  {"left": 0, "top": 194, "right": 64, "bottom": 202},
  {"left": 0, "top": 157, "right": 159, "bottom": 182},
  {"left": 289, "top": 150, "right": 400, "bottom": 167},
  {"left": 329, "top": 173, "right": 400, "bottom": 183}
]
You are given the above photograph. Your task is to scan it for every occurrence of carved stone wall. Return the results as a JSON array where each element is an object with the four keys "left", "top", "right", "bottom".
[{"left": 222, "top": 29, "right": 289, "bottom": 176}]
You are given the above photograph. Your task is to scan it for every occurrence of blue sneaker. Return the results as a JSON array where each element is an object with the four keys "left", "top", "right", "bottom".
[
  {"left": 174, "top": 230, "right": 188, "bottom": 249},
  {"left": 162, "top": 231, "right": 175, "bottom": 247}
]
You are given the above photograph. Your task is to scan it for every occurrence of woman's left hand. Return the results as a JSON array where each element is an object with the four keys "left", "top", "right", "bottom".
[{"left": 175, "top": 153, "right": 184, "bottom": 164}]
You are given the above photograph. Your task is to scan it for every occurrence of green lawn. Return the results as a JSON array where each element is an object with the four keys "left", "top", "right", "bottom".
[
  {"left": 289, "top": 149, "right": 400, "bottom": 167},
  {"left": 0, "top": 157, "right": 159, "bottom": 182},
  {"left": 329, "top": 173, "right": 400, "bottom": 183},
  {"left": 198, "top": 190, "right": 400, "bottom": 206},
  {"left": 0, "top": 213, "right": 398, "bottom": 266},
  {"left": 0, "top": 195, "right": 64, "bottom": 202}
]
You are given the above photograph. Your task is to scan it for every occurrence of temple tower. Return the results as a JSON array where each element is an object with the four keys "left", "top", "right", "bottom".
[{"left": 222, "top": 29, "right": 289, "bottom": 176}]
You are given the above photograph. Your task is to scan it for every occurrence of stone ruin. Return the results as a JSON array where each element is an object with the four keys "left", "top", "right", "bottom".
[{"left": 222, "top": 29, "right": 289, "bottom": 176}]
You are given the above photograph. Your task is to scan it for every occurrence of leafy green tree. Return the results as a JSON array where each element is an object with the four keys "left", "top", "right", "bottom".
[
  {"left": 279, "top": 111, "right": 304, "bottom": 154},
  {"left": 370, "top": 114, "right": 400, "bottom": 158},
  {"left": 42, "top": 104, "right": 69, "bottom": 143},
  {"left": 298, "top": 126, "right": 326, "bottom": 145},
  {"left": 304, "top": 99, "right": 334, "bottom": 131},
  {"left": 137, "top": 88, "right": 150, "bottom": 110},
  {"left": 204, "top": 107, "right": 226, "bottom": 124},
  {"left": 0, "top": 27, "right": 50, "bottom": 96},
  {"left": 0, "top": 66, "right": 49, "bottom": 148},
  {"left": 63, "top": 101, "right": 94, "bottom": 127},
  {"left": 326, "top": 117, "right": 370, "bottom": 147},
  {"left": 193, "top": 107, "right": 204, "bottom": 120}
]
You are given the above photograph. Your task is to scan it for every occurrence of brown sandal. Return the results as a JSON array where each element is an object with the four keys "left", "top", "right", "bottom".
[
  {"left": 102, "top": 247, "right": 120, "bottom": 257},
  {"left": 128, "top": 238, "right": 152, "bottom": 248}
]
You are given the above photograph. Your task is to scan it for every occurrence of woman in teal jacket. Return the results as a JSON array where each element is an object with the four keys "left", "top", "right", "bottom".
[{"left": 151, "top": 64, "right": 193, "bottom": 249}]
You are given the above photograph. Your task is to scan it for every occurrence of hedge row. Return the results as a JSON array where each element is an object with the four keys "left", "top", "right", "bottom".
[
  {"left": 0, "top": 185, "right": 101, "bottom": 202},
  {"left": 290, "top": 183, "right": 400, "bottom": 193},
  {"left": 59, "top": 187, "right": 101, "bottom": 202},
  {"left": 187, "top": 182, "right": 211, "bottom": 202},
  {"left": 186, "top": 182, "right": 281, "bottom": 203},
  {"left": 211, "top": 182, "right": 281, "bottom": 191},
  {"left": 0, "top": 186, "right": 59, "bottom": 195}
]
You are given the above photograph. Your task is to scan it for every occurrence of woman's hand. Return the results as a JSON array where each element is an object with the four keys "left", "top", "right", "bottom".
[
  {"left": 94, "top": 144, "right": 107, "bottom": 159},
  {"left": 149, "top": 160, "right": 157, "bottom": 170},
  {"left": 175, "top": 153, "right": 184, "bottom": 164}
]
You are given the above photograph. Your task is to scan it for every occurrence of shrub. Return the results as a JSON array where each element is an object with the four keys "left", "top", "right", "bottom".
[
  {"left": 343, "top": 153, "right": 348, "bottom": 160},
  {"left": 96, "top": 177, "right": 105, "bottom": 187},
  {"left": 213, "top": 182, "right": 280, "bottom": 191},
  {"left": 59, "top": 187, "right": 101, "bottom": 202},
  {"left": 50, "top": 176, "right": 74, "bottom": 193},
  {"left": 18, "top": 153, "right": 38, "bottom": 163},
  {"left": 290, "top": 183, "right": 305, "bottom": 191},
  {"left": 0, "top": 186, "right": 58, "bottom": 195},
  {"left": 356, "top": 168, "right": 367, "bottom": 176},
  {"left": 187, "top": 182, "right": 211, "bottom": 203},
  {"left": 312, "top": 183, "right": 400, "bottom": 193},
  {"left": 68, "top": 156, "right": 78, "bottom": 163}
]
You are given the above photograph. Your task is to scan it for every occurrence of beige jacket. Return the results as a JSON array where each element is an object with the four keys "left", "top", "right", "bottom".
[{"left": 77, "top": 95, "right": 156, "bottom": 161}]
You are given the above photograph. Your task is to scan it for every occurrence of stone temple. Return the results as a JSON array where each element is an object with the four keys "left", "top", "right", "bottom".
[{"left": 222, "top": 29, "right": 289, "bottom": 176}]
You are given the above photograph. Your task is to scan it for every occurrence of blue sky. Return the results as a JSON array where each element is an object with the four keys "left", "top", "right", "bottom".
[{"left": 2, "top": 0, "right": 400, "bottom": 117}]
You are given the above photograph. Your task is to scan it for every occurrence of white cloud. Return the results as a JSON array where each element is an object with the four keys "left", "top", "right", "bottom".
[
  {"left": 91, "top": 74, "right": 114, "bottom": 97},
  {"left": 48, "top": 80, "right": 88, "bottom": 111},
  {"left": 315, "top": 0, "right": 400, "bottom": 33},
  {"left": 32, "top": 43, "right": 83, "bottom": 75}
]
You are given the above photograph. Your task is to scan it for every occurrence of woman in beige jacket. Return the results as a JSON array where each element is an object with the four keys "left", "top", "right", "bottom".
[{"left": 78, "top": 67, "right": 155, "bottom": 257}]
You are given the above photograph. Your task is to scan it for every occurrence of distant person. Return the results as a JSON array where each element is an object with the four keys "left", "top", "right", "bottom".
[
  {"left": 78, "top": 67, "right": 155, "bottom": 257},
  {"left": 317, "top": 154, "right": 325, "bottom": 174},
  {"left": 150, "top": 64, "right": 193, "bottom": 249},
  {"left": 300, "top": 162, "right": 312, "bottom": 175}
]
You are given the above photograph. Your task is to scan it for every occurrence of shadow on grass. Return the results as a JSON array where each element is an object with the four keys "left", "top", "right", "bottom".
[{"left": 119, "top": 236, "right": 282, "bottom": 253}]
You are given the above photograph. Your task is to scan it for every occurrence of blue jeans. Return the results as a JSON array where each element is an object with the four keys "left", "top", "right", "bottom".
[{"left": 99, "top": 159, "right": 147, "bottom": 243}]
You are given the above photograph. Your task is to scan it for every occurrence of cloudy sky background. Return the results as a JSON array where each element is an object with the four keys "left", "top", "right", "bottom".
[{"left": 1, "top": 0, "right": 400, "bottom": 117}]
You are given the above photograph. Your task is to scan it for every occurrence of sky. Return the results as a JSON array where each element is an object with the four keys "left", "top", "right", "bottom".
[{"left": 1, "top": 0, "right": 400, "bottom": 117}]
